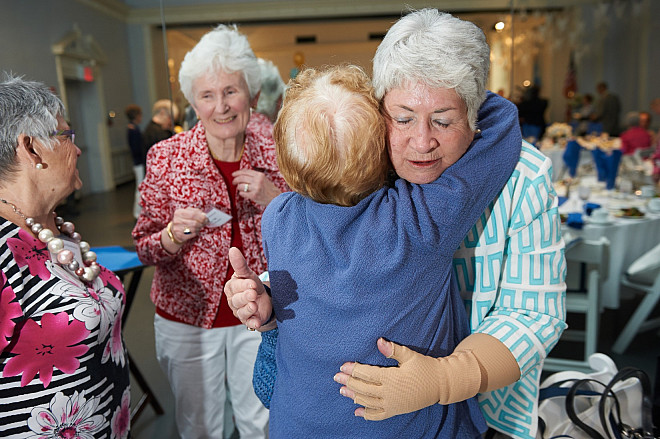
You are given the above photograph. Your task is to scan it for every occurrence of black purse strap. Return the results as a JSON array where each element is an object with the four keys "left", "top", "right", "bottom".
[
  {"left": 540, "top": 379, "right": 604, "bottom": 401},
  {"left": 539, "top": 379, "right": 607, "bottom": 438},
  {"left": 598, "top": 367, "right": 655, "bottom": 439},
  {"left": 566, "top": 378, "right": 610, "bottom": 439}
]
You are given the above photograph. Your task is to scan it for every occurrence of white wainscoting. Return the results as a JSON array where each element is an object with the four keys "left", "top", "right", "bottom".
[{"left": 112, "top": 147, "right": 135, "bottom": 186}]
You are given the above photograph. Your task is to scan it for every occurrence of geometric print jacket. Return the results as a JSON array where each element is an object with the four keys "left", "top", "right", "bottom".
[{"left": 453, "top": 141, "right": 567, "bottom": 439}]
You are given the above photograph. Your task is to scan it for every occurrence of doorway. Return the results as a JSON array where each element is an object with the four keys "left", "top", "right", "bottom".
[
  {"left": 53, "top": 27, "right": 115, "bottom": 195},
  {"left": 65, "top": 79, "right": 95, "bottom": 196}
]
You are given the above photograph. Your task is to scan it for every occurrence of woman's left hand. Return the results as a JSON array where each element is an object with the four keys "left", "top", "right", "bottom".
[
  {"left": 232, "top": 169, "right": 282, "bottom": 206},
  {"left": 333, "top": 338, "right": 482, "bottom": 420}
]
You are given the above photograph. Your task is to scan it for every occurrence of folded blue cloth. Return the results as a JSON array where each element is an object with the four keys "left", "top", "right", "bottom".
[
  {"left": 591, "top": 148, "right": 623, "bottom": 189},
  {"left": 584, "top": 202, "right": 601, "bottom": 216},
  {"left": 605, "top": 150, "right": 622, "bottom": 190},
  {"left": 563, "top": 140, "right": 581, "bottom": 177},
  {"left": 558, "top": 196, "right": 568, "bottom": 207},
  {"left": 591, "top": 148, "right": 608, "bottom": 182},
  {"left": 566, "top": 212, "right": 584, "bottom": 229}
]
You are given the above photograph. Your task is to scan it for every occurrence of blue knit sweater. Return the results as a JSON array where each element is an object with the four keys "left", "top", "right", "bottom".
[{"left": 262, "top": 92, "right": 522, "bottom": 438}]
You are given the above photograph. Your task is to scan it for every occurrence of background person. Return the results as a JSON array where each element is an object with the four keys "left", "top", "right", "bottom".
[
  {"left": 619, "top": 111, "right": 652, "bottom": 156},
  {"left": 592, "top": 81, "right": 621, "bottom": 136},
  {"left": 125, "top": 103, "right": 144, "bottom": 219},
  {"left": 142, "top": 98, "right": 179, "bottom": 156},
  {"left": 256, "top": 58, "right": 286, "bottom": 124},
  {"left": 226, "top": 9, "right": 566, "bottom": 439},
  {"left": 649, "top": 98, "right": 660, "bottom": 182},
  {"left": 639, "top": 110, "right": 651, "bottom": 132},
  {"left": 0, "top": 74, "right": 130, "bottom": 438},
  {"left": 132, "top": 24, "right": 288, "bottom": 438},
  {"left": 253, "top": 63, "right": 521, "bottom": 437},
  {"left": 517, "top": 84, "right": 548, "bottom": 142},
  {"left": 572, "top": 93, "right": 595, "bottom": 135}
]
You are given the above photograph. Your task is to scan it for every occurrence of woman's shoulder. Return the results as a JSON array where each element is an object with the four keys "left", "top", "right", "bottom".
[
  {"left": 516, "top": 142, "right": 553, "bottom": 178},
  {"left": 148, "top": 127, "right": 206, "bottom": 163},
  {"left": 246, "top": 113, "right": 275, "bottom": 150},
  {"left": 265, "top": 191, "right": 298, "bottom": 213},
  {"left": 0, "top": 216, "right": 20, "bottom": 250},
  {"left": 247, "top": 112, "right": 274, "bottom": 136}
]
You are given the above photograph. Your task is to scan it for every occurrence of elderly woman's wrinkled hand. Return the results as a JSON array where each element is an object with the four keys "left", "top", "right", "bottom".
[
  {"left": 170, "top": 207, "right": 209, "bottom": 242},
  {"left": 225, "top": 247, "right": 275, "bottom": 331},
  {"left": 232, "top": 169, "right": 282, "bottom": 206}
]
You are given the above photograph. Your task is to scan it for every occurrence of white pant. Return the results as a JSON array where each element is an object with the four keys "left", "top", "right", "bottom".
[
  {"left": 133, "top": 164, "right": 144, "bottom": 219},
  {"left": 154, "top": 315, "right": 269, "bottom": 439}
]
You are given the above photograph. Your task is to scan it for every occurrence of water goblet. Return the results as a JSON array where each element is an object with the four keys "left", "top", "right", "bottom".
[
  {"left": 577, "top": 185, "right": 591, "bottom": 212},
  {"left": 618, "top": 179, "right": 633, "bottom": 199}
]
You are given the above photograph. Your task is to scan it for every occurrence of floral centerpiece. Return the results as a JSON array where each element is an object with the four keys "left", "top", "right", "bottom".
[
  {"left": 540, "top": 122, "right": 573, "bottom": 149},
  {"left": 576, "top": 133, "right": 621, "bottom": 151},
  {"left": 546, "top": 122, "right": 573, "bottom": 140}
]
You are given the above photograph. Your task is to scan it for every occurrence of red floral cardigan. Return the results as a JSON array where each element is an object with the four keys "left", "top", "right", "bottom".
[{"left": 132, "top": 114, "right": 289, "bottom": 328}]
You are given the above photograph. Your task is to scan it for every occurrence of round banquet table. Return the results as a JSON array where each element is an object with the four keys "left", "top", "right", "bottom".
[{"left": 558, "top": 189, "right": 660, "bottom": 309}]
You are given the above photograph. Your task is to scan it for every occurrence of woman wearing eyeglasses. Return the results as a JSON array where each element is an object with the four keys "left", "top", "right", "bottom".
[{"left": 0, "top": 74, "right": 131, "bottom": 438}]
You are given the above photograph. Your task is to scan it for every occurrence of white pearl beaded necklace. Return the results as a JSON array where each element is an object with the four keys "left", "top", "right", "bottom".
[{"left": 0, "top": 198, "right": 100, "bottom": 283}]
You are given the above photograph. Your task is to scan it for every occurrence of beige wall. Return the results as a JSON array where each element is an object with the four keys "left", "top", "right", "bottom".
[
  {"left": 161, "top": 14, "right": 541, "bottom": 111},
  {"left": 162, "top": 18, "right": 392, "bottom": 111}
]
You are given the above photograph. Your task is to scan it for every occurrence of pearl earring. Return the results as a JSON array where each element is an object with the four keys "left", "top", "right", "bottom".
[{"left": 36, "top": 163, "right": 43, "bottom": 170}]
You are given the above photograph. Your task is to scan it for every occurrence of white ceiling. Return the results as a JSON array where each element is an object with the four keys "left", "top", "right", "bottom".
[{"left": 91, "top": 0, "right": 599, "bottom": 25}]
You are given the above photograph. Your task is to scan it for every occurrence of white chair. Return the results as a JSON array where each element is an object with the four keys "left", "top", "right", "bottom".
[
  {"left": 611, "top": 242, "right": 660, "bottom": 354},
  {"left": 545, "top": 237, "right": 610, "bottom": 373}
]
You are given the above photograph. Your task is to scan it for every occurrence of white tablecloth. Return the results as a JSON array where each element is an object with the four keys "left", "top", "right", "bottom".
[
  {"left": 560, "top": 192, "right": 660, "bottom": 309},
  {"left": 540, "top": 145, "right": 594, "bottom": 181}
]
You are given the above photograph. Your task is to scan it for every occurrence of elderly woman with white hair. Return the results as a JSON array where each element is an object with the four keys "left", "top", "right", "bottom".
[
  {"left": 0, "top": 74, "right": 130, "bottom": 438},
  {"left": 227, "top": 9, "right": 566, "bottom": 439},
  {"left": 256, "top": 58, "right": 286, "bottom": 123},
  {"left": 132, "top": 24, "right": 288, "bottom": 438},
  {"left": 620, "top": 111, "right": 652, "bottom": 156},
  {"left": 239, "top": 59, "right": 523, "bottom": 437}
]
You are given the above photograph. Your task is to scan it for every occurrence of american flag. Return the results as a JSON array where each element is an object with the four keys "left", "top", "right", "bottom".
[{"left": 563, "top": 51, "right": 577, "bottom": 98}]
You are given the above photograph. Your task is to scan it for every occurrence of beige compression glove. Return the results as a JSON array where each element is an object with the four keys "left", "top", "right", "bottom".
[{"left": 346, "top": 333, "right": 520, "bottom": 421}]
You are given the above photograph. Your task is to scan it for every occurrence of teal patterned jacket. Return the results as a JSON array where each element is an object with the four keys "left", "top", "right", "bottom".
[{"left": 453, "top": 141, "right": 567, "bottom": 439}]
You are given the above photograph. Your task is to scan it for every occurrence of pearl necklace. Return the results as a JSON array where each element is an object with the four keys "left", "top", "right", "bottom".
[{"left": 0, "top": 198, "right": 100, "bottom": 284}]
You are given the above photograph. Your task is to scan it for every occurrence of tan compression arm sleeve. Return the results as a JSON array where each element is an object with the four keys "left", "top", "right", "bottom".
[{"left": 455, "top": 333, "right": 521, "bottom": 393}]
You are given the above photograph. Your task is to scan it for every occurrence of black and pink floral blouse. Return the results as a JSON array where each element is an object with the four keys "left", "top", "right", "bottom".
[{"left": 0, "top": 218, "right": 130, "bottom": 438}]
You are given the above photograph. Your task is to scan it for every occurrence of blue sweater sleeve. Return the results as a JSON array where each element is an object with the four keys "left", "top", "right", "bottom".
[
  {"left": 402, "top": 92, "right": 522, "bottom": 255},
  {"left": 252, "top": 328, "right": 279, "bottom": 408}
]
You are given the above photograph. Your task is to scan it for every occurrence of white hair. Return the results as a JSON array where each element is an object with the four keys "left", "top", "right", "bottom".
[
  {"left": 256, "top": 58, "right": 286, "bottom": 121},
  {"left": 372, "top": 9, "right": 490, "bottom": 130},
  {"left": 624, "top": 111, "right": 641, "bottom": 128},
  {"left": 179, "top": 24, "right": 261, "bottom": 103},
  {"left": 0, "top": 73, "right": 65, "bottom": 183}
]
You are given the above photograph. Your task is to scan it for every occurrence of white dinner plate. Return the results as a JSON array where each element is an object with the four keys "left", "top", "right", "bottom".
[{"left": 586, "top": 218, "right": 613, "bottom": 226}]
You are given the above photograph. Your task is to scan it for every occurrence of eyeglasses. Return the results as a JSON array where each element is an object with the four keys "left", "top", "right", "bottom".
[{"left": 50, "top": 129, "right": 75, "bottom": 144}]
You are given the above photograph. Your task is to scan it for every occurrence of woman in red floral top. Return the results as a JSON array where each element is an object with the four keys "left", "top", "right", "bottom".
[{"left": 132, "top": 25, "right": 288, "bottom": 438}]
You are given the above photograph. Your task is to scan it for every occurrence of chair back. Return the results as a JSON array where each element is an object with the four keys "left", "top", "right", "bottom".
[
  {"left": 626, "top": 241, "right": 660, "bottom": 286},
  {"left": 612, "top": 241, "right": 660, "bottom": 354},
  {"left": 566, "top": 237, "right": 610, "bottom": 282},
  {"left": 545, "top": 237, "right": 610, "bottom": 372}
]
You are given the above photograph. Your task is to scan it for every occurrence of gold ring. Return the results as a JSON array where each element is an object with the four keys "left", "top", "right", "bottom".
[
  {"left": 247, "top": 326, "right": 256, "bottom": 331},
  {"left": 244, "top": 183, "right": 250, "bottom": 192}
]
